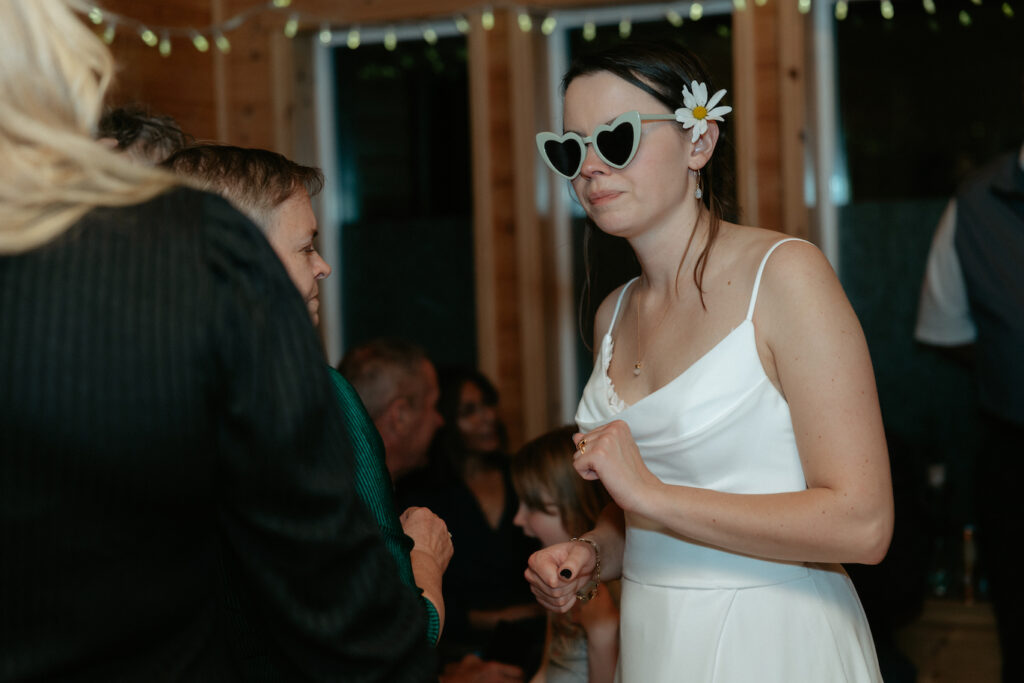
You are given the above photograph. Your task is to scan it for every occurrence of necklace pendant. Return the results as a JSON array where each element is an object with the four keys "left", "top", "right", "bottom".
[{"left": 633, "top": 361, "right": 642, "bottom": 376}]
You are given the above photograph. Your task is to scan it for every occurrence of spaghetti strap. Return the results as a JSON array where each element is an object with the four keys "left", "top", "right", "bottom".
[
  {"left": 745, "top": 238, "right": 807, "bottom": 321},
  {"left": 608, "top": 277, "right": 640, "bottom": 337}
]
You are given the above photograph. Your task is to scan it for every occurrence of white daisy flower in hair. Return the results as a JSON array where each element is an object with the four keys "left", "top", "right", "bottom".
[{"left": 675, "top": 80, "right": 732, "bottom": 143}]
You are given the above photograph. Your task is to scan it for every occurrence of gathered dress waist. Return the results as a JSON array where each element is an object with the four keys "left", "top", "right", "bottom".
[{"left": 623, "top": 521, "right": 812, "bottom": 589}]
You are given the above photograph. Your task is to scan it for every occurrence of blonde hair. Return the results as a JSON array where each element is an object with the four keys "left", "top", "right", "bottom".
[{"left": 0, "top": 0, "right": 176, "bottom": 255}]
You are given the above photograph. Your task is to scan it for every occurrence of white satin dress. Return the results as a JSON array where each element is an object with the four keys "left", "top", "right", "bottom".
[{"left": 575, "top": 239, "right": 882, "bottom": 682}]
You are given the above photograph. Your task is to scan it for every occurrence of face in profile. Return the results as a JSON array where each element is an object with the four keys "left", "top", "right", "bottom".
[
  {"left": 513, "top": 496, "right": 571, "bottom": 548},
  {"left": 455, "top": 380, "right": 501, "bottom": 454},
  {"left": 265, "top": 189, "right": 331, "bottom": 326}
]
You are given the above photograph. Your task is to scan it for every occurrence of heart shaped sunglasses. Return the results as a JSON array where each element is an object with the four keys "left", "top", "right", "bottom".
[{"left": 535, "top": 110, "right": 678, "bottom": 180}]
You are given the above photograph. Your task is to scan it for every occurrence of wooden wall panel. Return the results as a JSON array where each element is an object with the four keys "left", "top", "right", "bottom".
[
  {"left": 732, "top": 2, "right": 807, "bottom": 238},
  {"left": 220, "top": 2, "right": 280, "bottom": 149},
  {"left": 99, "top": 0, "right": 218, "bottom": 142},
  {"left": 471, "top": 12, "right": 528, "bottom": 448},
  {"left": 777, "top": 2, "right": 810, "bottom": 240},
  {"left": 299, "top": 0, "right": 649, "bottom": 24}
]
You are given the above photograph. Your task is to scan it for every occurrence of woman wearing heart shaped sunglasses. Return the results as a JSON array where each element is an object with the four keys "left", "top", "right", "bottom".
[{"left": 526, "top": 41, "right": 891, "bottom": 682}]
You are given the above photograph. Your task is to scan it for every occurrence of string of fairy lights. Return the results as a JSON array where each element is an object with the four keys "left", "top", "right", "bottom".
[{"left": 81, "top": 0, "right": 1016, "bottom": 57}]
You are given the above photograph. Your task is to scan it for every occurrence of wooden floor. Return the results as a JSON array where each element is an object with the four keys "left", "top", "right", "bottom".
[{"left": 895, "top": 598, "right": 1001, "bottom": 682}]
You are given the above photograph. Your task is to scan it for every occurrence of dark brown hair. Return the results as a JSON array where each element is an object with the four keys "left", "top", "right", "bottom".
[
  {"left": 97, "top": 104, "right": 191, "bottom": 163},
  {"left": 162, "top": 144, "right": 323, "bottom": 230},
  {"left": 563, "top": 40, "right": 732, "bottom": 317}
]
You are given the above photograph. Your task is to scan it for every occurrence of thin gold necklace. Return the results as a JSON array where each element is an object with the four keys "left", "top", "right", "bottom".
[
  {"left": 634, "top": 296, "right": 643, "bottom": 375},
  {"left": 633, "top": 286, "right": 672, "bottom": 377}
]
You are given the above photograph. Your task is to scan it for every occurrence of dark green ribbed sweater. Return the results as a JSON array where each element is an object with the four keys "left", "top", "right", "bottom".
[{"left": 326, "top": 367, "right": 441, "bottom": 645}]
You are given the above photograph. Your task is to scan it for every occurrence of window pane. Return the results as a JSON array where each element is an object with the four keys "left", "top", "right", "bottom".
[{"left": 333, "top": 39, "right": 475, "bottom": 364}]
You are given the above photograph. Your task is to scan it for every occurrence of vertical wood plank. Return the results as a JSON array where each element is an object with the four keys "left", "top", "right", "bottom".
[
  {"left": 508, "top": 17, "right": 549, "bottom": 444},
  {"left": 777, "top": 3, "right": 809, "bottom": 239},
  {"left": 211, "top": 0, "right": 229, "bottom": 142},
  {"left": 731, "top": 7, "right": 758, "bottom": 226}
]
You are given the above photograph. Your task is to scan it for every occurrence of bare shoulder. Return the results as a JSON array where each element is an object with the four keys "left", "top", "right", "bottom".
[
  {"left": 755, "top": 235, "right": 842, "bottom": 310},
  {"left": 750, "top": 232, "right": 862, "bottom": 354},
  {"left": 710, "top": 225, "right": 814, "bottom": 277}
]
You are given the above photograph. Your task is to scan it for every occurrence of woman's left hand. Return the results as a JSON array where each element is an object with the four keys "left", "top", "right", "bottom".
[{"left": 573, "top": 421, "right": 662, "bottom": 514}]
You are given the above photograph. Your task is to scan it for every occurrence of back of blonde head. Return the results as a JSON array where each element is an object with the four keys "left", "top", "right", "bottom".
[{"left": 0, "top": 0, "right": 175, "bottom": 254}]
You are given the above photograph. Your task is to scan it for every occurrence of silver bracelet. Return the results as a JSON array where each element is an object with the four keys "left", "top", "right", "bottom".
[{"left": 570, "top": 536, "right": 600, "bottom": 602}]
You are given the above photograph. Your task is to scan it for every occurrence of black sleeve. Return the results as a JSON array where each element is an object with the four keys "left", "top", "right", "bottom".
[{"left": 202, "top": 194, "right": 434, "bottom": 682}]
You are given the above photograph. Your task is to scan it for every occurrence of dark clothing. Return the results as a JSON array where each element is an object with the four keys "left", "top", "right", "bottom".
[
  {"left": 397, "top": 459, "right": 543, "bottom": 674},
  {"left": 953, "top": 151, "right": 1024, "bottom": 426},
  {"left": 945, "top": 151, "right": 1024, "bottom": 683},
  {"left": 0, "top": 189, "right": 433, "bottom": 682},
  {"left": 976, "top": 413, "right": 1024, "bottom": 683}
]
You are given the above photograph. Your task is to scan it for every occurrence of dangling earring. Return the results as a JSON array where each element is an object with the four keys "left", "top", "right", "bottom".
[{"left": 693, "top": 169, "right": 703, "bottom": 200}]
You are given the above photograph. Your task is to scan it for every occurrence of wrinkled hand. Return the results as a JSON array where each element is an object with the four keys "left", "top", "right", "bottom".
[
  {"left": 573, "top": 420, "right": 660, "bottom": 513},
  {"left": 440, "top": 654, "right": 524, "bottom": 682},
  {"left": 400, "top": 506, "right": 453, "bottom": 573},
  {"left": 524, "top": 540, "right": 597, "bottom": 614}
]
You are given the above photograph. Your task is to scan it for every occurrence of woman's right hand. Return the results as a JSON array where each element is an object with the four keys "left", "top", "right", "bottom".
[
  {"left": 400, "top": 506, "right": 454, "bottom": 572},
  {"left": 523, "top": 540, "right": 598, "bottom": 614}
]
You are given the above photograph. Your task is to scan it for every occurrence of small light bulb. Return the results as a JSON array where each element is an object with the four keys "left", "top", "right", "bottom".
[
  {"left": 384, "top": 29, "right": 397, "bottom": 51},
  {"left": 423, "top": 27, "right": 438, "bottom": 44},
  {"left": 346, "top": 28, "right": 360, "bottom": 49},
  {"left": 214, "top": 32, "right": 230, "bottom": 53},
  {"left": 455, "top": 16, "right": 471, "bottom": 34},
  {"left": 922, "top": 0, "right": 936, "bottom": 13},
  {"left": 690, "top": 3, "right": 704, "bottom": 20},
  {"left": 102, "top": 23, "right": 116, "bottom": 44},
  {"left": 798, "top": 0, "right": 812, "bottom": 14},
  {"left": 541, "top": 16, "right": 557, "bottom": 34},
  {"left": 732, "top": 0, "right": 747, "bottom": 11},
  {"left": 619, "top": 18, "right": 632, "bottom": 38},
  {"left": 140, "top": 28, "right": 158, "bottom": 47},
  {"left": 1002, "top": 2, "right": 1014, "bottom": 17},
  {"left": 881, "top": 0, "right": 894, "bottom": 19},
  {"left": 835, "top": 0, "right": 849, "bottom": 20},
  {"left": 582, "top": 21, "right": 596, "bottom": 41},
  {"left": 482, "top": 10, "right": 495, "bottom": 31},
  {"left": 159, "top": 33, "right": 172, "bottom": 57},
  {"left": 958, "top": 9, "right": 972, "bottom": 25},
  {"left": 667, "top": 9, "right": 685, "bottom": 26},
  {"left": 284, "top": 16, "right": 299, "bottom": 38},
  {"left": 518, "top": 12, "right": 532, "bottom": 32},
  {"left": 88, "top": 7, "right": 103, "bottom": 24},
  {"left": 319, "top": 25, "right": 332, "bottom": 44},
  {"left": 192, "top": 32, "right": 210, "bottom": 52},
  {"left": 272, "top": 0, "right": 292, "bottom": 7}
]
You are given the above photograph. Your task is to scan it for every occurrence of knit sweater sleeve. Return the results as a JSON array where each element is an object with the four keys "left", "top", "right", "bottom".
[{"left": 326, "top": 366, "right": 441, "bottom": 645}]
